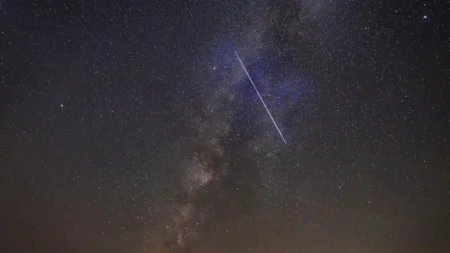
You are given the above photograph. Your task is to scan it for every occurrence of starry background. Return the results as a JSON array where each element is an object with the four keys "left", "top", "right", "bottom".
[{"left": 1, "top": 0, "right": 449, "bottom": 252}]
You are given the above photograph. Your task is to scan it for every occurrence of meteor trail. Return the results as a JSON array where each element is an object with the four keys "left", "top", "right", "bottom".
[{"left": 234, "top": 51, "right": 287, "bottom": 144}]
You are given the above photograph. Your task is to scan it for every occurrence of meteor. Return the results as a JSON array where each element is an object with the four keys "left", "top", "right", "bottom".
[{"left": 234, "top": 51, "right": 287, "bottom": 144}]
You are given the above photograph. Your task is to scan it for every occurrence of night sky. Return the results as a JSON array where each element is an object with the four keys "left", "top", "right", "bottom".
[{"left": 1, "top": 0, "right": 450, "bottom": 252}]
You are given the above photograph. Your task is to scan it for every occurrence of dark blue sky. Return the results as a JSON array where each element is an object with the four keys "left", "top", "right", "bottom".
[{"left": 1, "top": 0, "right": 449, "bottom": 252}]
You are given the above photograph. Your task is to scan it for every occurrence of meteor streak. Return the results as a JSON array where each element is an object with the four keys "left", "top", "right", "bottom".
[{"left": 234, "top": 51, "right": 287, "bottom": 144}]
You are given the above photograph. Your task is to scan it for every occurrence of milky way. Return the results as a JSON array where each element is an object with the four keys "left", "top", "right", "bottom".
[
  {"left": 157, "top": 2, "right": 321, "bottom": 252},
  {"left": 163, "top": 92, "right": 232, "bottom": 252}
]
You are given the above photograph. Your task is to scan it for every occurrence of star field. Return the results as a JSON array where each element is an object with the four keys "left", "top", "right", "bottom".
[{"left": 1, "top": 0, "right": 449, "bottom": 252}]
